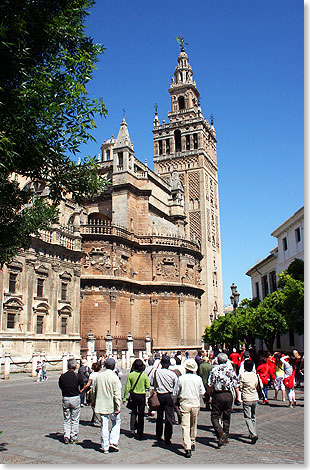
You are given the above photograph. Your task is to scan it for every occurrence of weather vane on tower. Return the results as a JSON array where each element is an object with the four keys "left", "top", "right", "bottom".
[{"left": 176, "top": 35, "right": 189, "bottom": 52}]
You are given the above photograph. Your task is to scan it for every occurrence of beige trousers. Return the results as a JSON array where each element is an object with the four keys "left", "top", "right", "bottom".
[{"left": 180, "top": 404, "right": 200, "bottom": 450}]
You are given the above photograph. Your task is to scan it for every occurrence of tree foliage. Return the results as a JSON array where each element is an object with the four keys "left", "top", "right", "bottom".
[{"left": 0, "top": 0, "right": 108, "bottom": 265}]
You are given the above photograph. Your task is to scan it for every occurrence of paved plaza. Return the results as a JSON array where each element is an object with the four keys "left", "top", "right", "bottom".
[{"left": 0, "top": 370, "right": 304, "bottom": 465}]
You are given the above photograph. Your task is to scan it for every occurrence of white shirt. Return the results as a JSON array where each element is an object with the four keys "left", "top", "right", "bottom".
[{"left": 173, "top": 373, "right": 205, "bottom": 407}]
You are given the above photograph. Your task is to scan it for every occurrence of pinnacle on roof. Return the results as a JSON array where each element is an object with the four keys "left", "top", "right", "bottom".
[{"left": 114, "top": 116, "right": 134, "bottom": 150}]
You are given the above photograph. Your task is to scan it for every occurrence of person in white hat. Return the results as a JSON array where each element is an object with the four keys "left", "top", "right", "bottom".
[{"left": 172, "top": 358, "right": 205, "bottom": 458}]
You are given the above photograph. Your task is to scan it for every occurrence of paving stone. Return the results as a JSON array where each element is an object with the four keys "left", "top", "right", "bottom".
[{"left": 0, "top": 372, "right": 304, "bottom": 464}]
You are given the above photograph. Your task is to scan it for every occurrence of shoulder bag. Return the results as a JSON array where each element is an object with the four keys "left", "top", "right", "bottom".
[
  {"left": 147, "top": 370, "right": 161, "bottom": 411},
  {"left": 126, "top": 372, "right": 143, "bottom": 410},
  {"left": 283, "top": 370, "right": 295, "bottom": 389}
]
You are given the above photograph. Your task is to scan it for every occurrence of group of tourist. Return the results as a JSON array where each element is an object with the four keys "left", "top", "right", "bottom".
[{"left": 58, "top": 347, "right": 303, "bottom": 457}]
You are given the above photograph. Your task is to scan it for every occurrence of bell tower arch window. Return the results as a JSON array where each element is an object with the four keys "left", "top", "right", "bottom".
[
  {"left": 178, "top": 96, "right": 185, "bottom": 110},
  {"left": 174, "top": 130, "right": 182, "bottom": 152}
]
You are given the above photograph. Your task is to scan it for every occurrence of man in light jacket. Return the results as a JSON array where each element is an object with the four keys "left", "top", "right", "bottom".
[
  {"left": 92, "top": 357, "right": 122, "bottom": 454},
  {"left": 173, "top": 359, "right": 205, "bottom": 458}
]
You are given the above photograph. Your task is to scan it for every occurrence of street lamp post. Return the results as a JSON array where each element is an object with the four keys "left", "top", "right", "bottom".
[{"left": 230, "top": 283, "right": 240, "bottom": 349}]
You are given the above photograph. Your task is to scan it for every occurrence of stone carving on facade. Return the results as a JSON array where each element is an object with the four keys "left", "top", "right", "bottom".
[
  {"left": 156, "top": 257, "right": 179, "bottom": 279},
  {"left": 84, "top": 248, "right": 112, "bottom": 272}
]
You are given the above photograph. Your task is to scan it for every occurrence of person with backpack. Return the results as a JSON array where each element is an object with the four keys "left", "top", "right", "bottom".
[{"left": 123, "top": 359, "right": 150, "bottom": 440}]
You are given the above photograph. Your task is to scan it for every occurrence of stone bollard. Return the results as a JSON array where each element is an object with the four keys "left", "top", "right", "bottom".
[
  {"left": 139, "top": 351, "right": 143, "bottom": 360},
  {"left": 129, "top": 354, "right": 135, "bottom": 368},
  {"left": 0, "top": 352, "right": 2, "bottom": 377},
  {"left": 127, "top": 333, "right": 134, "bottom": 368},
  {"left": 91, "top": 352, "right": 97, "bottom": 364},
  {"left": 62, "top": 352, "right": 68, "bottom": 373},
  {"left": 105, "top": 331, "right": 113, "bottom": 357},
  {"left": 145, "top": 333, "right": 151, "bottom": 356},
  {"left": 121, "top": 351, "right": 126, "bottom": 369},
  {"left": 32, "top": 352, "right": 38, "bottom": 377},
  {"left": 4, "top": 351, "right": 11, "bottom": 380},
  {"left": 86, "top": 351, "right": 92, "bottom": 368}
]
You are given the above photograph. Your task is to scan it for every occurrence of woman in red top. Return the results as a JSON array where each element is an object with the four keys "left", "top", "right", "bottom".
[{"left": 257, "top": 357, "right": 275, "bottom": 404}]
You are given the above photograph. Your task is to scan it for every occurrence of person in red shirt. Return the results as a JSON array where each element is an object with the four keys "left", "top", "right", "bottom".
[
  {"left": 257, "top": 357, "right": 275, "bottom": 404},
  {"left": 266, "top": 353, "right": 275, "bottom": 378},
  {"left": 229, "top": 348, "right": 241, "bottom": 374}
]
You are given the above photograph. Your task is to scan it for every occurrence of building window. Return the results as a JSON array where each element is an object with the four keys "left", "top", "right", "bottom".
[
  {"left": 193, "top": 133, "right": 198, "bottom": 149},
  {"left": 61, "top": 283, "right": 67, "bottom": 301},
  {"left": 269, "top": 271, "right": 277, "bottom": 293},
  {"left": 36, "top": 315, "right": 44, "bottom": 334},
  {"left": 262, "top": 275, "right": 269, "bottom": 298},
  {"left": 282, "top": 237, "right": 288, "bottom": 251},
  {"left": 255, "top": 282, "right": 260, "bottom": 299},
  {"left": 178, "top": 96, "right": 185, "bottom": 110},
  {"left": 174, "top": 130, "right": 181, "bottom": 152},
  {"left": 37, "top": 278, "right": 44, "bottom": 298},
  {"left": 118, "top": 152, "right": 123, "bottom": 169},
  {"left": 106, "top": 150, "right": 110, "bottom": 161},
  {"left": 295, "top": 227, "right": 301, "bottom": 243},
  {"left": 9, "top": 273, "right": 17, "bottom": 293},
  {"left": 166, "top": 139, "right": 170, "bottom": 154},
  {"left": 158, "top": 140, "right": 163, "bottom": 155},
  {"left": 7, "top": 313, "right": 15, "bottom": 329},
  {"left": 186, "top": 134, "right": 190, "bottom": 150},
  {"left": 61, "top": 317, "right": 67, "bottom": 335}
]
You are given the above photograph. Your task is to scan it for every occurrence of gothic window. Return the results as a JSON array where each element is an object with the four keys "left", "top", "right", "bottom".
[
  {"left": 7, "top": 313, "right": 15, "bottom": 329},
  {"left": 166, "top": 139, "right": 170, "bottom": 154},
  {"left": 159, "top": 140, "right": 163, "bottom": 155},
  {"left": 37, "top": 278, "right": 44, "bottom": 298},
  {"left": 295, "top": 227, "right": 301, "bottom": 243},
  {"left": 193, "top": 133, "right": 198, "bottom": 149},
  {"left": 106, "top": 150, "right": 110, "bottom": 161},
  {"left": 186, "top": 135, "right": 190, "bottom": 150},
  {"left": 282, "top": 237, "right": 288, "bottom": 251},
  {"left": 178, "top": 96, "right": 185, "bottom": 110},
  {"left": 174, "top": 130, "right": 182, "bottom": 152},
  {"left": 9, "top": 273, "right": 17, "bottom": 293},
  {"left": 36, "top": 315, "right": 44, "bottom": 334},
  {"left": 118, "top": 152, "right": 123, "bottom": 169}
]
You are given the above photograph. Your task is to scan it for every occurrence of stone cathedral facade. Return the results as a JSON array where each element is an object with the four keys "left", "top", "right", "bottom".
[{"left": 0, "top": 47, "right": 223, "bottom": 358}]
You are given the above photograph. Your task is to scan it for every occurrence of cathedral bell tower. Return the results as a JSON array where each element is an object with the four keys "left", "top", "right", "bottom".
[{"left": 153, "top": 44, "right": 223, "bottom": 333}]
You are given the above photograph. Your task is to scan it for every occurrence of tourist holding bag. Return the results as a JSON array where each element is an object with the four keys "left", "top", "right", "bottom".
[
  {"left": 280, "top": 355, "right": 297, "bottom": 408},
  {"left": 123, "top": 359, "right": 150, "bottom": 440}
]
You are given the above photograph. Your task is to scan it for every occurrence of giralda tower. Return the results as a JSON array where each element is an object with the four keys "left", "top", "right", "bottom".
[{"left": 153, "top": 43, "right": 223, "bottom": 336}]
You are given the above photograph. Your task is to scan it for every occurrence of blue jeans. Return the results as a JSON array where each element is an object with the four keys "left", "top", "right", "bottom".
[
  {"left": 263, "top": 385, "right": 268, "bottom": 401},
  {"left": 100, "top": 412, "right": 121, "bottom": 451},
  {"left": 62, "top": 396, "right": 80, "bottom": 439}
]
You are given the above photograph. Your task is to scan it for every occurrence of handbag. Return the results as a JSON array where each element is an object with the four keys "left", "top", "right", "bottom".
[
  {"left": 256, "top": 374, "right": 264, "bottom": 400},
  {"left": 147, "top": 370, "right": 160, "bottom": 411},
  {"left": 126, "top": 372, "right": 143, "bottom": 410},
  {"left": 283, "top": 370, "right": 295, "bottom": 389}
]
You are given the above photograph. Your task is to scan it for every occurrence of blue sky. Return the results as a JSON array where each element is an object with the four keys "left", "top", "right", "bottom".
[{"left": 78, "top": 0, "right": 304, "bottom": 305}]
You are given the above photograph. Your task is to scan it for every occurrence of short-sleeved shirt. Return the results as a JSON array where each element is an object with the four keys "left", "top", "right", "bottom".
[{"left": 207, "top": 363, "right": 240, "bottom": 392}]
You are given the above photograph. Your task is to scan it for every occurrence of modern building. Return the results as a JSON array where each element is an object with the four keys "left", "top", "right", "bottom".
[{"left": 246, "top": 206, "right": 304, "bottom": 351}]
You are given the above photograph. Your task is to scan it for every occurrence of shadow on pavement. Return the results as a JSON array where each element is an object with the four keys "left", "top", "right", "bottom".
[
  {"left": 45, "top": 432, "right": 64, "bottom": 443},
  {"left": 196, "top": 435, "right": 218, "bottom": 449},
  {"left": 77, "top": 439, "right": 100, "bottom": 451},
  {"left": 0, "top": 442, "right": 8, "bottom": 452},
  {"left": 151, "top": 440, "right": 184, "bottom": 457}
]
